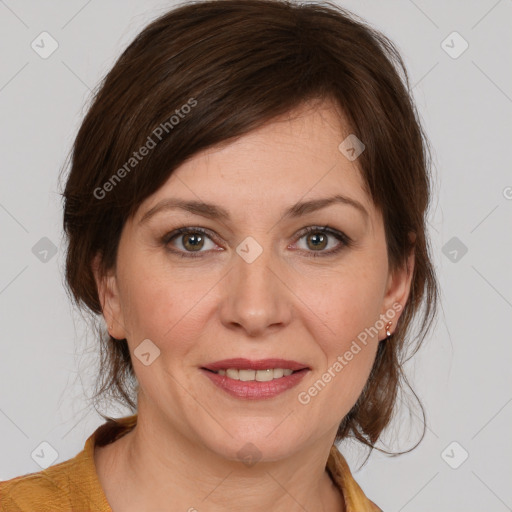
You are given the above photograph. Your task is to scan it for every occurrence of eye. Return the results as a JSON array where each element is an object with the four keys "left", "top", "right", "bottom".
[
  {"left": 292, "top": 226, "right": 351, "bottom": 258},
  {"left": 162, "top": 227, "right": 220, "bottom": 258},
  {"left": 161, "top": 225, "right": 351, "bottom": 259}
]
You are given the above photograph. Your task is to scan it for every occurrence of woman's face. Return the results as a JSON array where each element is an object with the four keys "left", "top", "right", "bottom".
[{"left": 96, "top": 100, "right": 413, "bottom": 462}]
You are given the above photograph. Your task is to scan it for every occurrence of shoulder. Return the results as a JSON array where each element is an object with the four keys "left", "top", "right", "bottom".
[
  {"left": 0, "top": 459, "right": 79, "bottom": 511},
  {"left": 0, "top": 435, "right": 109, "bottom": 512},
  {"left": 0, "top": 414, "right": 137, "bottom": 512}
]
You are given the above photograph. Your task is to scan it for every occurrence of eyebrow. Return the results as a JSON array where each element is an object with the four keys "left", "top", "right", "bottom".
[{"left": 139, "top": 194, "right": 369, "bottom": 225}]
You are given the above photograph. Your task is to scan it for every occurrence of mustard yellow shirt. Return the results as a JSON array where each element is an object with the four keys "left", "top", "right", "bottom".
[{"left": 0, "top": 414, "right": 382, "bottom": 511}]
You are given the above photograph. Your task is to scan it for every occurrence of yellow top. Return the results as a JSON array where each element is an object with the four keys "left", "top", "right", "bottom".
[{"left": 0, "top": 414, "right": 382, "bottom": 511}]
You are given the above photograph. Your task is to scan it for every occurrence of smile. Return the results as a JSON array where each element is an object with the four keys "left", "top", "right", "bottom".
[
  {"left": 206, "top": 368, "right": 296, "bottom": 381},
  {"left": 200, "top": 367, "right": 310, "bottom": 400}
]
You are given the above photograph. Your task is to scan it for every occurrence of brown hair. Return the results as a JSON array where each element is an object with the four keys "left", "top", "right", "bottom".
[{"left": 59, "top": 0, "right": 438, "bottom": 460}]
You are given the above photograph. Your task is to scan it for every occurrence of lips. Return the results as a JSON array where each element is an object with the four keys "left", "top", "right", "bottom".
[
  {"left": 201, "top": 358, "right": 310, "bottom": 372},
  {"left": 200, "top": 364, "right": 310, "bottom": 400}
]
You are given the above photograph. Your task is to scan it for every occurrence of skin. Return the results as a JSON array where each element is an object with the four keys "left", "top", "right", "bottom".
[{"left": 92, "top": 99, "right": 414, "bottom": 512}]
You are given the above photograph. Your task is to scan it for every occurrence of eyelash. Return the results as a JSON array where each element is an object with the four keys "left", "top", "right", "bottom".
[{"left": 161, "top": 225, "right": 352, "bottom": 259}]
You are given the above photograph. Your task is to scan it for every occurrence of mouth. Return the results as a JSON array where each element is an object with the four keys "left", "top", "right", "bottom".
[
  {"left": 200, "top": 358, "right": 310, "bottom": 400},
  {"left": 201, "top": 367, "right": 305, "bottom": 381},
  {"left": 201, "top": 358, "right": 310, "bottom": 382}
]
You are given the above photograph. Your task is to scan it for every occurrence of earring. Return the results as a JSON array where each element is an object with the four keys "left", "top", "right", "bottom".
[{"left": 385, "top": 321, "right": 392, "bottom": 340}]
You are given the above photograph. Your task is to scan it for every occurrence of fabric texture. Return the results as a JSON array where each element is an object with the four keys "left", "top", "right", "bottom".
[{"left": 1, "top": 414, "right": 382, "bottom": 511}]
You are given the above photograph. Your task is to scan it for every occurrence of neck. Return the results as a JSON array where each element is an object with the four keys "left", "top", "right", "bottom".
[{"left": 96, "top": 401, "right": 345, "bottom": 511}]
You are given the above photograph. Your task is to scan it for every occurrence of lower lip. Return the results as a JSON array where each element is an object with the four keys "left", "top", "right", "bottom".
[{"left": 200, "top": 368, "right": 309, "bottom": 400}]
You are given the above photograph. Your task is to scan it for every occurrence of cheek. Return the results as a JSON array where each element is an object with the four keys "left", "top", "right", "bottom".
[
  {"left": 119, "top": 256, "right": 214, "bottom": 356},
  {"left": 299, "top": 263, "right": 385, "bottom": 345},
  {"left": 296, "top": 260, "right": 385, "bottom": 401},
  {"left": 302, "top": 280, "right": 381, "bottom": 417}
]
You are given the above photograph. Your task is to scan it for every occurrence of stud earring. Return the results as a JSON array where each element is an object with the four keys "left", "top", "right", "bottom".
[{"left": 385, "top": 321, "right": 392, "bottom": 340}]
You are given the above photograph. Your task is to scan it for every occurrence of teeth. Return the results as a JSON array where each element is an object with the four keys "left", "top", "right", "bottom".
[
  {"left": 273, "top": 368, "right": 284, "bottom": 378},
  {"left": 216, "top": 368, "right": 295, "bottom": 381},
  {"left": 226, "top": 368, "right": 239, "bottom": 380}
]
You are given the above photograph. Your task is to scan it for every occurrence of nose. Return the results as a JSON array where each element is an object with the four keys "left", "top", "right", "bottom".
[{"left": 218, "top": 240, "right": 293, "bottom": 338}]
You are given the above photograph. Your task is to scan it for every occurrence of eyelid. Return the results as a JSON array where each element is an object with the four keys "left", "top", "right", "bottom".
[
  {"left": 289, "top": 225, "right": 351, "bottom": 257},
  {"left": 162, "top": 225, "right": 351, "bottom": 257},
  {"left": 292, "top": 225, "right": 351, "bottom": 246},
  {"left": 162, "top": 226, "right": 222, "bottom": 252}
]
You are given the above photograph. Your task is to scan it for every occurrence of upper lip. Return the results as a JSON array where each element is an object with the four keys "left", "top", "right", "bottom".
[{"left": 202, "top": 358, "right": 310, "bottom": 372}]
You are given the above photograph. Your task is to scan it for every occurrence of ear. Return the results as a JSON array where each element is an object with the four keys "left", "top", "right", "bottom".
[
  {"left": 91, "top": 252, "right": 127, "bottom": 340},
  {"left": 380, "top": 232, "right": 416, "bottom": 337}
]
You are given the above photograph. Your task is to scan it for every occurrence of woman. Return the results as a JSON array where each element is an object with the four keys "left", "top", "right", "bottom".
[{"left": 0, "top": 0, "right": 438, "bottom": 510}]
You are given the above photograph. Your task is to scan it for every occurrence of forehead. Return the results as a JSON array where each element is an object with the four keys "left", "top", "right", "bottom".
[{"left": 135, "top": 101, "right": 374, "bottom": 226}]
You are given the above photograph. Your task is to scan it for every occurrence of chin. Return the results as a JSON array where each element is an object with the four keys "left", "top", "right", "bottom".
[{"left": 201, "top": 425, "right": 307, "bottom": 465}]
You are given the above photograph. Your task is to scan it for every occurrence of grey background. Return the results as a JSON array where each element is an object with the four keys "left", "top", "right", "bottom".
[{"left": 0, "top": 1, "right": 511, "bottom": 510}]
